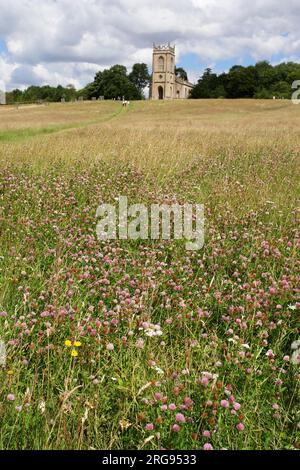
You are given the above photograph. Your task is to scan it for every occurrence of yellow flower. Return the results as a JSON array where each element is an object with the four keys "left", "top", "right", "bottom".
[
  {"left": 71, "top": 349, "right": 78, "bottom": 357},
  {"left": 7, "top": 370, "right": 13, "bottom": 375},
  {"left": 65, "top": 340, "right": 72, "bottom": 347},
  {"left": 74, "top": 341, "right": 82, "bottom": 347}
]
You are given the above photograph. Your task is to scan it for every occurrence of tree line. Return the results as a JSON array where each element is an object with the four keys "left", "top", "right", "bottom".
[
  {"left": 5, "top": 84, "right": 78, "bottom": 104},
  {"left": 190, "top": 61, "right": 300, "bottom": 99},
  {"left": 5, "top": 63, "right": 151, "bottom": 104},
  {"left": 3, "top": 60, "right": 300, "bottom": 104}
]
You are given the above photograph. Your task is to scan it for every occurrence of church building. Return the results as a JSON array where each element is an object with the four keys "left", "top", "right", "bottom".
[{"left": 150, "top": 43, "right": 194, "bottom": 100}]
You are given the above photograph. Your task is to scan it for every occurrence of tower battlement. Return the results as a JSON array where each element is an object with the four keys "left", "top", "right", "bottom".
[{"left": 153, "top": 43, "right": 175, "bottom": 53}]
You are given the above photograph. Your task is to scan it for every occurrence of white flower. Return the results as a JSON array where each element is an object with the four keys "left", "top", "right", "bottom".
[
  {"left": 144, "top": 326, "right": 163, "bottom": 337},
  {"left": 288, "top": 305, "right": 297, "bottom": 311},
  {"left": 291, "top": 350, "right": 300, "bottom": 365},
  {"left": 291, "top": 340, "right": 300, "bottom": 351},
  {"left": 145, "top": 329, "right": 156, "bottom": 337},
  {"left": 153, "top": 366, "right": 164, "bottom": 375},
  {"left": 0, "top": 340, "right": 6, "bottom": 366},
  {"left": 38, "top": 401, "right": 46, "bottom": 414}
]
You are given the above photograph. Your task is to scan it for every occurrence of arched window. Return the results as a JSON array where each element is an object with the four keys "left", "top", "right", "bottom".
[
  {"left": 171, "top": 56, "right": 174, "bottom": 73},
  {"left": 158, "top": 86, "right": 164, "bottom": 100},
  {"left": 158, "top": 56, "right": 164, "bottom": 71}
]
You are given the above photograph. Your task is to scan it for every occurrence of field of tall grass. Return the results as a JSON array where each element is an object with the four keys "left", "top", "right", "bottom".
[{"left": 0, "top": 99, "right": 299, "bottom": 450}]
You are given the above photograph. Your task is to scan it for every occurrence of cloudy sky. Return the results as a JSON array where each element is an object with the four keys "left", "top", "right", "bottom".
[{"left": 0, "top": 0, "right": 300, "bottom": 90}]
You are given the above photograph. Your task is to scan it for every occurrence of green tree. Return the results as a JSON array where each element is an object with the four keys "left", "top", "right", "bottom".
[
  {"left": 5, "top": 89, "right": 23, "bottom": 104},
  {"left": 271, "top": 81, "right": 291, "bottom": 99},
  {"left": 225, "top": 65, "right": 257, "bottom": 98},
  {"left": 175, "top": 67, "right": 188, "bottom": 81},
  {"left": 190, "top": 68, "right": 220, "bottom": 98},
  {"left": 128, "top": 63, "right": 150, "bottom": 95},
  {"left": 254, "top": 61, "right": 276, "bottom": 90},
  {"left": 86, "top": 65, "right": 143, "bottom": 100},
  {"left": 254, "top": 88, "right": 273, "bottom": 99}
]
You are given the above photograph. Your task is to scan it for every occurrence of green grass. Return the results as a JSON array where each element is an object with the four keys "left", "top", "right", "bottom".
[
  {"left": 0, "top": 124, "right": 74, "bottom": 142},
  {"left": 0, "top": 102, "right": 127, "bottom": 142}
]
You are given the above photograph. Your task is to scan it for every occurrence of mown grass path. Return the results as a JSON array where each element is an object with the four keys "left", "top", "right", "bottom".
[{"left": 0, "top": 101, "right": 129, "bottom": 142}]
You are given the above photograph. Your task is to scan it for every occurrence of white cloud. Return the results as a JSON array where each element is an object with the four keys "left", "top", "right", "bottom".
[
  {"left": 0, "top": 0, "right": 299, "bottom": 89},
  {"left": 0, "top": 56, "right": 18, "bottom": 85}
]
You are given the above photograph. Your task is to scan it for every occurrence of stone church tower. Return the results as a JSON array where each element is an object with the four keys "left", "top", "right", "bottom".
[{"left": 150, "top": 43, "right": 194, "bottom": 100}]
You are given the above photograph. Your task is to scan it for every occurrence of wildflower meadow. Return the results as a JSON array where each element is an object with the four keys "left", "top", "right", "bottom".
[{"left": 0, "top": 99, "right": 299, "bottom": 450}]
